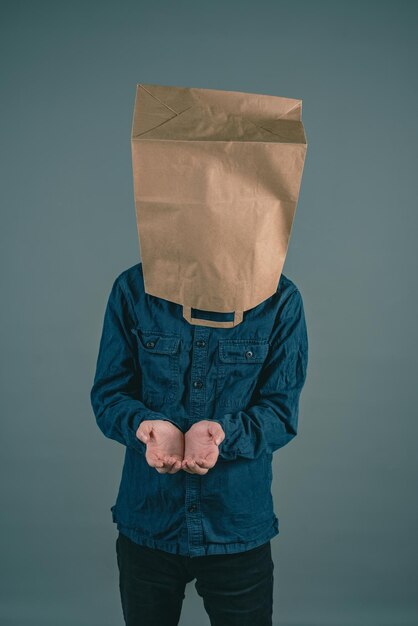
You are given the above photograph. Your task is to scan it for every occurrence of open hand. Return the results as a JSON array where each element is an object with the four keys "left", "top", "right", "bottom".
[
  {"left": 181, "top": 420, "right": 225, "bottom": 475},
  {"left": 136, "top": 420, "right": 184, "bottom": 474}
]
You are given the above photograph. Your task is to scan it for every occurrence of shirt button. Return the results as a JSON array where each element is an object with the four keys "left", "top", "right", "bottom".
[
  {"left": 193, "top": 380, "right": 203, "bottom": 389},
  {"left": 188, "top": 504, "right": 197, "bottom": 512},
  {"left": 245, "top": 350, "right": 254, "bottom": 359},
  {"left": 146, "top": 341, "right": 156, "bottom": 348}
]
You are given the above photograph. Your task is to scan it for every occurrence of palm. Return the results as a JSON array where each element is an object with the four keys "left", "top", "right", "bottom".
[
  {"left": 182, "top": 421, "right": 223, "bottom": 473},
  {"left": 139, "top": 421, "right": 184, "bottom": 474}
]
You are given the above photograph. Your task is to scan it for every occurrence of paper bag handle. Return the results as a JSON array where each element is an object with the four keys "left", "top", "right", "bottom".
[{"left": 182, "top": 306, "right": 244, "bottom": 328}]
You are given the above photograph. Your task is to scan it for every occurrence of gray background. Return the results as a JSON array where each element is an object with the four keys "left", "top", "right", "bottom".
[{"left": 1, "top": 1, "right": 417, "bottom": 625}]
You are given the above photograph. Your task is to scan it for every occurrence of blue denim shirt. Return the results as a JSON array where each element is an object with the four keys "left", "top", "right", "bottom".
[{"left": 90, "top": 262, "right": 308, "bottom": 557}]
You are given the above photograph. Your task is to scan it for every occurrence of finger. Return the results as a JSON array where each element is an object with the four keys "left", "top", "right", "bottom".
[
  {"left": 167, "top": 457, "right": 179, "bottom": 466},
  {"left": 184, "top": 459, "right": 208, "bottom": 475},
  {"left": 163, "top": 456, "right": 180, "bottom": 473},
  {"left": 173, "top": 460, "right": 181, "bottom": 472},
  {"left": 193, "top": 459, "right": 209, "bottom": 472},
  {"left": 155, "top": 457, "right": 173, "bottom": 473},
  {"left": 182, "top": 459, "right": 196, "bottom": 471},
  {"left": 190, "top": 462, "right": 208, "bottom": 475},
  {"left": 181, "top": 460, "right": 193, "bottom": 474},
  {"left": 189, "top": 458, "right": 204, "bottom": 468}
]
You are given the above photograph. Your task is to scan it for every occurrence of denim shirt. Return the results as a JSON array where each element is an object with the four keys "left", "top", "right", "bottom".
[{"left": 90, "top": 262, "right": 308, "bottom": 557}]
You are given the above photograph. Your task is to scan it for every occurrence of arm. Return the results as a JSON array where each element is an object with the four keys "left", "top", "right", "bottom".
[
  {"left": 90, "top": 276, "right": 182, "bottom": 453},
  {"left": 214, "top": 289, "right": 309, "bottom": 461}
]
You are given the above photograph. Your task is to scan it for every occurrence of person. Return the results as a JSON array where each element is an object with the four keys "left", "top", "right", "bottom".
[{"left": 90, "top": 260, "right": 308, "bottom": 626}]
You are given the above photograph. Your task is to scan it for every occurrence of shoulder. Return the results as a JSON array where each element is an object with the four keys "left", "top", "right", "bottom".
[
  {"left": 278, "top": 272, "right": 299, "bottom": 294},
  {"left": 112, "top": 262, "right": 144, "bottom": 294},
  {"left": 278, "top": 272, "right": 303, "bottom": 300},
  {"left": 277, "top": 273, "right": 305, "bottom": 316}
]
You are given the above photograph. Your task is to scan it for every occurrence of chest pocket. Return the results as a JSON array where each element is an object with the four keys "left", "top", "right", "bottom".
[
  {"left": 131, "top": 329, "right": 181, "bottom": 411},
  {"left": 216, "top": 339, "right": 270, "bottom": 408}
]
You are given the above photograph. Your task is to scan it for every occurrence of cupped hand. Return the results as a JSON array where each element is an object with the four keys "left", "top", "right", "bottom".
[
  {"left": 136, "top": 420, "right": 185, "bottom": 474},
  {"left": 182, "top": 420, "right": 225, "bottom": 475}
]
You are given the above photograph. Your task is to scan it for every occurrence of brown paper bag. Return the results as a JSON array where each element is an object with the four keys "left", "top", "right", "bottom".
[{"left": 131, "top": 83, "right": 307, "bottom": 328}]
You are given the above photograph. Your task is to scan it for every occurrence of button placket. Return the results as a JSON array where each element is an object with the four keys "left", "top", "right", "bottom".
[
  {"left": 184, "top": 327, "right": 210, "bottom": 557},
  {"left": 189, "top": 332, "right": 209, "bottom": 418}
]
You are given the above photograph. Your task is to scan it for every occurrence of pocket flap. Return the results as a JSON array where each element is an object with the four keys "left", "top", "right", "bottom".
[
  {"left": 132, "top": 329, "right": 181, "bottom": 355},
  {"left": 219, "top": 339, "right": 270, "bottom": 363}
]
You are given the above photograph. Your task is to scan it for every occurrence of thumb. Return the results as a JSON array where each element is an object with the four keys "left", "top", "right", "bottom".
[
  {"left": 137, "top": 421, "right": 153, "bottom": 444},
  {"left": 208, "top": 422, "right": 225, "bottom": 446}
]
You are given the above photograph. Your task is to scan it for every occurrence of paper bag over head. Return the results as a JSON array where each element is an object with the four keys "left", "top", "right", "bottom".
[{"left": 131, "top": 83, "right": 308, "bottom": 328}]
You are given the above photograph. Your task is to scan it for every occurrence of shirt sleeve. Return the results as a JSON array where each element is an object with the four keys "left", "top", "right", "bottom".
[
  {"left": 213, "top": 288, "right": 309, "bottom": 461},
  {"left": 90, "top": 276, "right": 183, "bottom": 453}
]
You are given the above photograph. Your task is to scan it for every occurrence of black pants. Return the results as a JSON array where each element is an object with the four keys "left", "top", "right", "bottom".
[{"left": 116, "top": 531, "right": 274, "bottom": 626}]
